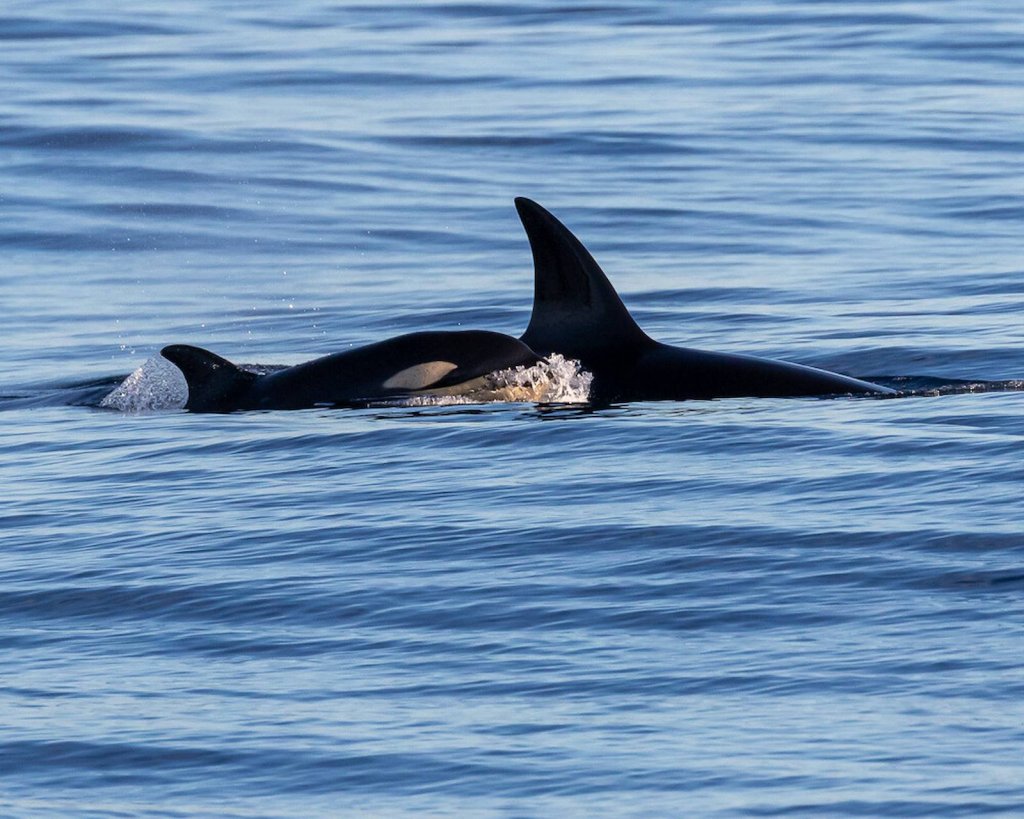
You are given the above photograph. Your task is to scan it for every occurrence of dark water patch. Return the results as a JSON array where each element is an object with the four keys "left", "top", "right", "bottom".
[
  {"left": 705, "top": 9, "right": 939, "bottom": 30},
  {"left": 0, "top": 124, "right": 343, "bottom": 160},
  {"left": 909, "top": 35, "right": 1024, "bottom": 67},
  {"left": 909, "top": 532, "right": 1024, "bottom": 555},
  {"left": 941, "top": 202, "right": 1024, "bottom": 222},
  {"left": 342, "top": 2, "right": 663, "bottom": 28},
  {"left": 0, "top": 736, "right": 552, "bottom": 797},
  {"left": 814, "top": 132, "right": 1024, "bottom": 155},
  {"left": 875, "top": 376, "right": 1024, "bottom": 396},
  {"left": 0, "top": 738, "right": 237, "bottom": 780},
  {"left": 748, "top": 797, "right": 1019, "bottom": 817},
  {"left": 206, "top": 69, "right": 508, "bottom": 91},
  {"left": 926, "top": 571, "right": 1024, "bottom": 593},
  {"left": 833, "top": 345, "right": 1024, "bottom": 382},
  {"left": 0, "top": 686, "right": 85, "bottom": 699},
  {"left": 0, "top": 581, "right": 369, "bottom": 628},
  {"left": 0, "top": 125, "right": 180, "bottom": 152},
  {"left": 0, "top": 16, "right": 181, "bottom": 41},
  {"left": 82, "top": 202, "right": 255, "bottom": 221},
  {"left": 361, "top": 226, "right": 497, "bottom": 249},
  {"left": 5, "top": 160, "right": 224, "bottom": 187},
  {"left": 384, "top": 130, "right": 702, "bottom": 156},
  {"left": 637, "top": 287, "right": 806, "bottom": 306},
  {"left": 0, "top": 228, "right": 250, "bottom": 253},
  {"left": 28, "top": 96, "right": 126, "bottom": 110},
  {"left": 334, "top": 669, "right": 850, "bottom": 701}
]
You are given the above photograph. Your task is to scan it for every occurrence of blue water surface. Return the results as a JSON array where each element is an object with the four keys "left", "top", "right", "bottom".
[{"left": 2, "top": 1, "right": 1023, "bottom": 815}]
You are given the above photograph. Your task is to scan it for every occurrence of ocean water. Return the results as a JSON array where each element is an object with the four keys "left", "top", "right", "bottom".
[{"left": 2, "top": 1, "right": 1023, "bottom": 815}]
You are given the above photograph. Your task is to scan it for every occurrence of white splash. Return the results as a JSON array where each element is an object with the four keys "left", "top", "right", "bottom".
[
  {"left": 402, "top": 353, "right": 593, "bottom": 406},
  {"left": 100, "top": 355, "right": 188, "bottom": 412},
  {"left": 485, "top": 353, "right": 593, "bottom": 403}
]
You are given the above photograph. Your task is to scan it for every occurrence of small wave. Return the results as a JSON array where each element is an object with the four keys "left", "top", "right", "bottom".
[{"left": 872, "top": 376, "right": 1024, "bottom": 397}]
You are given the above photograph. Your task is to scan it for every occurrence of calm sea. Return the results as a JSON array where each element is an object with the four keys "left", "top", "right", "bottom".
[{"left": 2, "top": 1, "right": 1023, "bottom": 815}]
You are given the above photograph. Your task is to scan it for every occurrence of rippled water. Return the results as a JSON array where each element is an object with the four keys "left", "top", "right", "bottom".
[{"left": 3, "top": 2, "right": 1023, "bottom": 815}]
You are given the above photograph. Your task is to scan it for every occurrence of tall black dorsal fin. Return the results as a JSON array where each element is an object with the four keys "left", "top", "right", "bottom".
[
  {"left": 516, "top": 197, "right": 651, "bottom": 356},
  {"left": 161, "top": 344, "right": 258, "bottom": 412}
]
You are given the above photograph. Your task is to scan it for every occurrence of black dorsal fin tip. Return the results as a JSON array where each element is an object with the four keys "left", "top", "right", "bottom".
[
  {"left": 160, "top": 344, "right": 256, "bottom": 412},
  {"left": 161, "top": 344, "right": 236, "bottom": 377},
  {"left": 514, "top": 198, "right": 650, "bottom": 355}
]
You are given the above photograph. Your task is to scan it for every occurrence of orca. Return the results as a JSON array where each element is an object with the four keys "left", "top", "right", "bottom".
[
  {"left": 515, "top": 197, "right": 894, "bottom": 403},
  {"left": 161, "top": 330, "right": 540, "bottom": 412}
]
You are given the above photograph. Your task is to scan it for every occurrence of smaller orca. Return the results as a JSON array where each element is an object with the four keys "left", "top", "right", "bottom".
[
  {"left": 161, "top": 330, "right": 541, "bottom": 412},
  {"left": 515, "top": 197, "right": 894, "bottom": 403}
]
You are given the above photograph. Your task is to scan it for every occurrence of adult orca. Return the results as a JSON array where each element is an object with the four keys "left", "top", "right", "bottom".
[
  {"left": 161, "top": 330, "right": 540, "bottom": 412},
  {"left": 515, "top": 197, "right": 894, "bottom": 403}
]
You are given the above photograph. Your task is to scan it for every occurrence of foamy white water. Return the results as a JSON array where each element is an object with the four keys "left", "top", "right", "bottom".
[
  {"left": 100, "top": 354, "right": 187, "bottom": 412},
  {"left": 401, "top": 353, "right": 593, "bottom": 406}
]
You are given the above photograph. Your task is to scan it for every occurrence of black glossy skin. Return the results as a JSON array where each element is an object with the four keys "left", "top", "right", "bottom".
[
  {"left": 162, "top": 330, "right": 541, "bottom": 412},
  {"left": 514, "top": 197, "right": 893, "bottom": 403}
]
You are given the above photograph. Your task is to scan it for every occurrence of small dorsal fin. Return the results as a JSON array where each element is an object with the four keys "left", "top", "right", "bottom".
[
  {"left": 516, "top": 197, "right": 651, "bottom": 356},
  {"left": 161, "top": 344, "right": 257, "bottom": 412}
]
